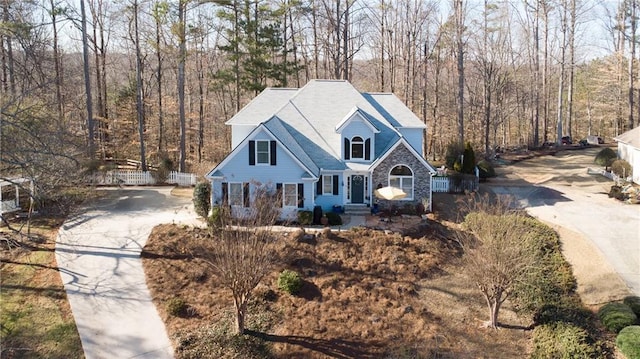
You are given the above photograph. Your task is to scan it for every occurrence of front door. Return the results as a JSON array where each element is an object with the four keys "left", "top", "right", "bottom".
[{"left": 351, "top": 175, "right": 364, "bottom": 204}]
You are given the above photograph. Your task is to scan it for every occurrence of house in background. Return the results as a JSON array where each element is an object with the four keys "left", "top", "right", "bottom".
[
  {"left": 614, "top": 126, "right": 640, "bottom": 184},
  {"left": 205, "top": 79, "right": 436, "bottom": 220}
]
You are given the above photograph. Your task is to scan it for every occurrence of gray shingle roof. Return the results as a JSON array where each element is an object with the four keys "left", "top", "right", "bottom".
[{"left": 229, "top": 80, "right": 424, "bottom": 173}]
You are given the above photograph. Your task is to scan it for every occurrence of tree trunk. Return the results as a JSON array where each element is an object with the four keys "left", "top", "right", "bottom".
[
  {"left": 134, "top": 0, "right": 147, "bottom": 171},
  {"left": 80, "top": 0, "right": 95, "bottom": 159},
  {"left": 154, "top": 2, "right": 165, "bottom": 154},
  {"left": 178, "top": 0, "right": 187, "bottom": 172},
  {"left": 454, "top": 0, "right": 465, "bottom": 145},
  {"left": 629, "top": 0, "right": 636, "bottom": 131},
  {"left": 50, "top": 0, "right": 63, "bottom": 122},
  {"left": 566, "top": 0, "right": 576, "bottom": 138},
  {"left": 556, "top": 1, "right": 567, "bottom": 145},
  {"left": 234, "top": 295, "right": 246, "bottom": 335}
]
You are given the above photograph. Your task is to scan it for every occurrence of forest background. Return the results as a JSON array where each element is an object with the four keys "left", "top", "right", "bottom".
[{"left": 2, "top": 0, "right": 639, "bottom": 199}]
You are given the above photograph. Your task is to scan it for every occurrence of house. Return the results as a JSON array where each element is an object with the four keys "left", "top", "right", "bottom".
[
  {"left": 205, "top": 80, "right": 436, "bottom": 220},
  {"left": 614, "top": 126, "right": 640, "bottom": 184}
]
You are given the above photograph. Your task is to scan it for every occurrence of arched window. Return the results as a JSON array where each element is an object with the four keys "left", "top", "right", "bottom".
[
  {"left": 389, "top": 165, "right": 413, "bottom": 200},
  {"left": 351, "top": 136, "right": 364, "bottom": 159}
]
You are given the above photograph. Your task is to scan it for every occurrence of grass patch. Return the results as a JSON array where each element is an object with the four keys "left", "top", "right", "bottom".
[{"left": 1, "top": 224, "right": 83, "bottom": 359}]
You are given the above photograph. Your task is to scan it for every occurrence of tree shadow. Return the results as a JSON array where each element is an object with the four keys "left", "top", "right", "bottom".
[{"left": 245, "top": 330, "right": 381, "bottom": 359}]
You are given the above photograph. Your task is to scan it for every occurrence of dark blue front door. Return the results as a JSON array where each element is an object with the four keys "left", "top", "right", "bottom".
[{"left": 351, "top": 175, "right": 364, "bottom": 203}]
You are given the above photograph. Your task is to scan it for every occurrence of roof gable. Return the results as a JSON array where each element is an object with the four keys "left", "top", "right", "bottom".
[
  {"left": 335, "top": 107, "right": 381, "bottom": 134},
  {"left": 205, "top": 123, "right": 317, "bottom": 179}
]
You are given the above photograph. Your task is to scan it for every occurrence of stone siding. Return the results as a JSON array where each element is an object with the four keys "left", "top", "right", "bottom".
[{"left": 372, "top": 145, "right": 432, "bottom": 212}]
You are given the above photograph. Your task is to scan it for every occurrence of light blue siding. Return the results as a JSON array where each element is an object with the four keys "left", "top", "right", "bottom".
[
  {"left": 342, "top": 119, "right": 375, "bottom": 140},
  {"left": 398, "top": 128, "right": 423, "bottom": 156},
  {"left": 213, "top": 130, "right": 316, "bottom": 214},
  {"left": 313, "top": 173, "right": 344, "bottom": 211}
]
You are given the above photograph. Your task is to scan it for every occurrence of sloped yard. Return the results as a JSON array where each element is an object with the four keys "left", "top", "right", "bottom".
[{"left": 142, "top": 216, "right": 534, "bottom": 358}]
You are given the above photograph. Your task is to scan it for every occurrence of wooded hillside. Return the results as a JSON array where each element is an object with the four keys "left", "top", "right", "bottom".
[{"left": 1, "top": 0, "right": 638, "bottom": 181}]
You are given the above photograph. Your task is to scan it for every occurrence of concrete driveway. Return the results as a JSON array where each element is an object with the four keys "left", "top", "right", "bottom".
[
  {"left": 56, "top": 187, "right": 200, "bottom": 359},
  {"left": 485, "top": 147, "right": 640, "bottom": 299}
]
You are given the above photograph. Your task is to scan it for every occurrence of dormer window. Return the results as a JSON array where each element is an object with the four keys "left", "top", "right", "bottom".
[
  {"left": 343, "top": 136, "right": 372, "bottom": 161},
  {"left": 351, "top": 136, "right": 364, "bottom": 159}
]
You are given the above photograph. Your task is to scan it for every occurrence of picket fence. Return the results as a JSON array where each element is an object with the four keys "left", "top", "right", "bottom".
[
  {"left": 431, "top": 177, "right": 450, "bottom": 193},
  {"left": 431, "top": 174, "right": 479, "bottom": 193},
  {"left": 94, "top": 170, "right": 197, "bottom": 186}
]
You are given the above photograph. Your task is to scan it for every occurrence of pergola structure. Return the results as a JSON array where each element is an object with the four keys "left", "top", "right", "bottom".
[{"left": 0, "top": 178, "right": 33, "bottom": 215}]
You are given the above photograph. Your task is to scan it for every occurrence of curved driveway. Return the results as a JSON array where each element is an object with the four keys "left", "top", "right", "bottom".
[
  {"left": 56, "top": 187, "right": 200, "bottom": 359},
  {"left": 487, "top": 147, "right": 640, "bottom": 297}
]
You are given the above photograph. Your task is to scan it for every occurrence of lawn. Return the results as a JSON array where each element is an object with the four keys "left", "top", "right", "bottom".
[{"left": 1, "top": 217, "right": 83, "bottom": 359}]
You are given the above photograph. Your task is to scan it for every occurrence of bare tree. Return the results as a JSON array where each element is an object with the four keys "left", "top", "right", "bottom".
[
  {"left": 80, "top": 0, "right": 95, "bottom": 159},
  {"left": 198, "top": 185, "right": 281, "bottom": 335},
  {"left": 459, "top": 195, "right": 537, "bottom": 329},
  {"left": 454, "top": 0, "right": 465, "bottom": 144}
]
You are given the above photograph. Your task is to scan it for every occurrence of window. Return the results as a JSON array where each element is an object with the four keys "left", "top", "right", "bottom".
[
  {"left": 351, "top": 136, "right": 364, "bottom": 159},
  {"left": 256, "top": 140, "right": 270, "bottom": 164},
  {"left": 283, "top": 183, "right": 298, "bottom": 207},
  {"left": 229, "top": 183, "right": 243, "bottom": 206},
  {"left": 389, "top": 165, "right": 413, "bottom": 200},
  {"left": 322, "top": 175, "right": 333, "bottom": 195}
]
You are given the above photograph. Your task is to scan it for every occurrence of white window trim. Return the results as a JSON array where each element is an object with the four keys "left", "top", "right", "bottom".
[
  {"left": 322, "top": 175, "right": 334, "bottom": 195},
  {"left": 389, "top": 165, "right": 414, "bottom": 200},
  {"left": 351, "top": 136, "right": 364, "bottom": 159},
  {"left": 229, "top": 182, "right": 244, "bottom": 206},
  {"left": 283, "top": 183, "right": 298, "bottom": 208},
  {"left": 256, "top": 140, "right": 270, "bottom": 165}
]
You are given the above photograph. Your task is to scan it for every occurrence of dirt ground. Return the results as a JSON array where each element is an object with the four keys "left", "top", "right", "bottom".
[
  {"left": 143, "top": 220, "right": 533, "bottom": 359},
  {"left": 485, "top": 146, "right": 634, "bottom": 307}
]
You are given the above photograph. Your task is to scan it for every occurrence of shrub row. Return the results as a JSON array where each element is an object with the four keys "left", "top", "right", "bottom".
[
  {"left": 598, "top": 302, "right": 638, "bottom": 333},
  {"left": 598, "top": 296, "right": 640, "bottom": 357}
]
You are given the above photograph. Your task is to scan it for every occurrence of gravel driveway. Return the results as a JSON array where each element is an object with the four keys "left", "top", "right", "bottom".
[
  {"left": 485, "top": 147, "right": 640, "bottom": 303},
  {"left": 56, "top": 187, "right": 200, "bottom": 359}
]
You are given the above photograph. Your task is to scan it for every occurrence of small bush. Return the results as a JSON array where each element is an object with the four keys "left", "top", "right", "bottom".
[
  {"left": 152, "top": 156, "right": 174, "bottom": 184},
  {"left": 611, "top": 159, "right": 632, "bottom": 178},
  {"left": 325, "top": 212, "right": 342, "bottom": 225},
  {"left": 477, "top": 160, "right": 496, "bottom": 179},
  {"left": 598, "top": 302, "right": 638, "bottom": 333},
  {"left": 616, "top": 325, "right": 640, "bottom": 359},
  {"left": 531, "top": 322, "right": 600, "bottom": 359},
  {"left": 193, "top": 182, "right": 211, "bottom": 218},
  {"left": 594, "top": 147, "right": 617, "bottom": 168},
  {"left": 297, "top": 211, "right": 313, "bottom": 225},
  {"left": 277, "top": 270, "right": 303, "bottom": 295},
  {"left": 208, "top": 206, "right": 224, "bottom": 228},
  {"left": 623, "top": 296, "right": 640, "bottom": 317},
  {"left": 166, "top": 297, "right": 187, "bottom": 317}
]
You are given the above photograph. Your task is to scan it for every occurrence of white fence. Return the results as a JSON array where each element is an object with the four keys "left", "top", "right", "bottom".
[
  {"left": 587, "top": 167, "right": 632, "bottom": 185},
  {"left": 432, "top": 177, "right": 450, "bottom": 193},
  {"left": 94, "top": 170, "right": 197, "bottom": 186}
]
